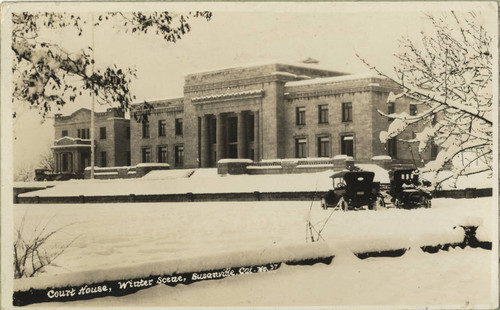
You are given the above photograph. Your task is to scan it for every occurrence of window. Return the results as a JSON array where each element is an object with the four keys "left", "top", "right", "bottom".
[
  {"left": 62, "top": 130, "right": 68, "bottom": 137},
  {"left": 430, "top": 142, "right": 438, "bottom": 160},
  {"left": 78, "top": 128, "right": 90, "bottom": 139},
  {"left": 142, "top": 121, "right": 150, "bottom": 138},
  {"left": 341, "top": 135, "right": 354, "bottom": 157},
  {"left": 101, "top": 151, "right": 107, "bottom": 167},
  {"left": 100, "top": 127, "right": 106, "bottom": 139},
  {"left": 175, "top": 118, "right": 183, "bottom": 136},
  {"left": 387, "top": 102, "right": 395, "bottom": 122},
  {"left": 342, "top": 102, "right": 352, "bottom": 122},
  {"left": 126, "top": 127, "right": 130, "bottom": 140},
  {"left": 175, "top": 145, "right": 184, "bottom": 166},
  {"left": 296, "top": 107, "right": 306, "bottom": 125},
  {"left": 295, "top": 138, "right": 307, "bottom": 158},
  {"left": 409, "top": 104, "right": 417, "bottom": 116},
  {"left": 158, "top": 146, "right": 168, "bottom": 163},
  {"left": 317, "top": 136, "right": 330, "bottom": 157},
  {"left": 158, "top": 120, "right": 166, "bottom": 136},
  {"left": 126, "top": 151, "right": 131, "bottom": 166},
  {"left": 387, "top": 138, "right": 397, "bottom": 158},
  {"left": 142, "top": 147, "right": 151, "bottom": 163},
  {"left": 318, "top": 105, "right": 328, "bottom": 124}
]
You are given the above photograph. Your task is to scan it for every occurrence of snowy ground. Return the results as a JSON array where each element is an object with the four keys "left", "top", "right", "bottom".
[
  {"left": 16, "top": 167, "right": 493, "bottom": 198},
  {"left": 48, "top": 247, "right": 496, "bottom": 308},
  {"left": 12, "top": 197, "right": 497, "bottom": 307}
]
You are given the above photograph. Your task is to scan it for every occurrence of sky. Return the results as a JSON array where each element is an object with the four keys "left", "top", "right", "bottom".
[{"left": 7, "top": 2, "right": 497, "bottom": 172}]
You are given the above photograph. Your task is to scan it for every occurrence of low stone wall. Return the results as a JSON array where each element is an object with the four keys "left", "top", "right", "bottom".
[
  {"left": 433, "top": 188, "right": 492, "bottom": 199},
  {"left": 84, "top": 164, "right": 170, "bottom": 179},
  {"left": 16, "top": 191, "right": 328, "bottom": 204},
  {"left": 15, "top": 188, "right": 492, "bottom": 204},
  {"left": 217, "top": 159, "right": 253, "bottom": 175},
  {"left": 218, "top": 157, "right": 398, "bottom": 175},
  {"left": 13, "top": 186, "right": 54, "bottom": 203},
  {"left": 135, "top": 163, "right": 170, "bottom": 177},
  {"left": 247, "top": 158, "right": 336, "bottom": 175}
]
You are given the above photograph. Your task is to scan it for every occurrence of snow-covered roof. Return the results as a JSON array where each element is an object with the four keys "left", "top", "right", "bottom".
[
  {"left": 185, "top": 60, "right": 348, "bottom": 77},
  {"left": 285, "top": 73, "right": 385, "bottom": 87}
]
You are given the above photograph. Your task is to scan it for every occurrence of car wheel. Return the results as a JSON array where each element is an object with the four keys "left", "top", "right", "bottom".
[
  {"left": 338, "top": 197, "right": 347, "bottom": 211},
  {"left": 374, "top": 196, "right": 385, "bottom": 210},
  {"left": 422, "top": 196, "right": 431, "bottom": 208},
  {"left": 321, "top": 197, "right": 327, "bottom": 210}
]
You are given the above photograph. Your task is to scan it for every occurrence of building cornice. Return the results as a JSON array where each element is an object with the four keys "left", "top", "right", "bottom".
[
  {"left": 191, "top": 89, "right": 265, "bottom": 105},
  {"left": 132, "top": 105, "right": 184, "bottom": 115},
  {"left": 284, "top": 85, "right": 395, "bottom": 100}
]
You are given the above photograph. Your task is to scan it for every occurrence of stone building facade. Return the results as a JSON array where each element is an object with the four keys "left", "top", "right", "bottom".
[
  {"left": 52, "top": 107, "right": 130, "bottom": 175},
  {"left": 129, "top": 63, "right": 433, "bottom": 169},
  {"left": 54, "top": 62, "right": 434, "bottom": 173}
]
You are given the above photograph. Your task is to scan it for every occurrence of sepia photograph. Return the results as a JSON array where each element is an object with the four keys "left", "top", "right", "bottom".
[{"left": 1, "top": 1, "right": 498, "bottom": 308}]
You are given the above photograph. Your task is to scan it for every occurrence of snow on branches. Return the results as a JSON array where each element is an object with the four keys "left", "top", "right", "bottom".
[
  {"left": 362, "top": 11, "right": 493, "bottom": 179},
  {"left": 12, "top": 11, "right": 212, "bottom": 117}
]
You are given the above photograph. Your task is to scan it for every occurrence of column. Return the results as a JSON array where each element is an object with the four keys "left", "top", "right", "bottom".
[
  {"left": 254, "top": 111, "right": 260, "bottom": 161},
  {"left": 237, "top": 111, "right": 247, "bottom": 159},
  {"left": 200, "top": 115, "right": 210, "bottom": 167},
  {"left": 70, "top": 152, "right": 75, "bottom": 173},
  {"left": 216, "top": 113, "right": 225, "bottom": 162},
  {"left": 55, "top": 152, "right": 59, "bottom": 173},
  {"left": 75, "top": 152, "right": 81, "bottom": 173}
]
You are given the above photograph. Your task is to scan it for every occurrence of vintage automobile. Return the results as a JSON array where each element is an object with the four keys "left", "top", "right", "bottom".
[
  {"left": 389, "top": 169, "right": 432, "bottom": 208},
  {"left": 320, "top": 170, "right": 385, "bottom": 211},
  {"left": 34, "top": 169, "right": 81, "bottom": 181}
]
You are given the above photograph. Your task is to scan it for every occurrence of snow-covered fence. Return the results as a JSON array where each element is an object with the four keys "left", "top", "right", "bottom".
[
  {"left": 84, "top": 166, "right": 137, "bottom": 179},
  {"left": 16, "top": 191, "right": 327, "bottom": 204}
]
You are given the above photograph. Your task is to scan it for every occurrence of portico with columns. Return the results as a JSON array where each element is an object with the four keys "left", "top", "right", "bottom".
[{"left": 192, "top": 90, "right": 263, "bottom": 167}]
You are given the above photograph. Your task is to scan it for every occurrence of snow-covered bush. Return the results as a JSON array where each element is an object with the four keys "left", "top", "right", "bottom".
[{"left": 14, "top": 214, "right": 79, "bottom": 279}]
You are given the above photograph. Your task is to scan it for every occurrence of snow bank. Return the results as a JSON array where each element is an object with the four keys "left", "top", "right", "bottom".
[
  {"left": 14, "top": 242, "right": 332, "bottom": 291},
  {"left": 217, "top": 159, "right": 253, "bottom": 164},
  {"left": 18, "top": 170, "right": 335, "bottom": 197},
  {"left": 142, "top": 169, "right": 196, "bottom": 180},
  {"left": 421, "top": 170, "right": 493, "bottom": 189},
  {"left": 136, "top": 163, "right": 170, "bottom": 168},
  {"left": 371, "top": 155, "right": 392, "bottom": 160}
]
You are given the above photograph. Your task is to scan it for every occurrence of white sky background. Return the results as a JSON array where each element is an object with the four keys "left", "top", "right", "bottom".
[{"left": 9, "top": 2, "right": 497, "bottom": 172}]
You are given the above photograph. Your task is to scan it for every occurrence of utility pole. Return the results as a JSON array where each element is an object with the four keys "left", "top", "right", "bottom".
[{"left": 90, "top": 12, "right": 95, "bottom": 179}]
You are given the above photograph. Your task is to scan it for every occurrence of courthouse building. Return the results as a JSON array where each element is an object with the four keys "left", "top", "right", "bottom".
[{"left": 53, "top": 62, "right": 433, "bottom": 173}]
